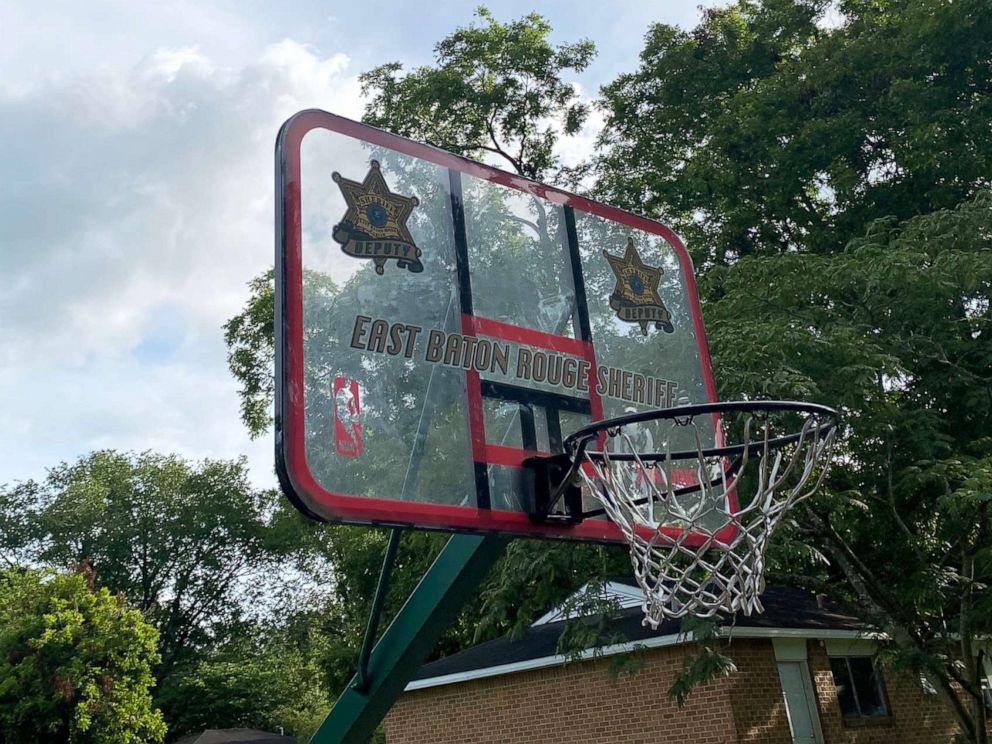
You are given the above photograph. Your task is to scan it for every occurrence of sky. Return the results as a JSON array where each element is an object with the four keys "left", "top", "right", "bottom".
[{"left": 0, "top": 0, "right": 718, "bottom": 491}]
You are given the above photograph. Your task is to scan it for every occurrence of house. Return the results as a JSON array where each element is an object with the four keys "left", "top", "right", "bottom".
[
  {"left": 174, "top": 730, "right": 296, "bottom": 744},
  {"left": 385, "top": 579, "right": 963, "bottom": 743}
]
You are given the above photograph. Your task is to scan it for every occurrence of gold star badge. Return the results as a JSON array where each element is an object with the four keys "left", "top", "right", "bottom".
[
  {"left": 332, "top": 160, "right": 422, "bottom": 274},
  {"left": 603, "top": 238, "right": 674, "bottom": 335}
]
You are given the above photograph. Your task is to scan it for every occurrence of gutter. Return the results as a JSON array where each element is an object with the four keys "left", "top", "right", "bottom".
[{"left": 405, "top": 626, "right": 882, "bottom": 691}]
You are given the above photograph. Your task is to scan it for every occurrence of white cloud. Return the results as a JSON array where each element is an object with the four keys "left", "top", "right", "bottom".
[
  {"left": 0, "top": 0, "right": 717, "bottom": 491},
  {"left": 553, "top": 83, "right": 607, "bottom": 175},
  {"left": 0, "top": 39, "right": 364, "bottom": 486},
  {"left": 0, "top": 0, "right": 257, "bottom": 94}
]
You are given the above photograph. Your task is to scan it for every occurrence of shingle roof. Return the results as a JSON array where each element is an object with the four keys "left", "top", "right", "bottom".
[{"left": 412, "top": 581, "right": 867, "bottom": 682}]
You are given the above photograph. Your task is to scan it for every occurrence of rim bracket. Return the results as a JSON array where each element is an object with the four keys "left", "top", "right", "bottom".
[{"left": 523, "top": 453, "right": 583, "bottom": 524}]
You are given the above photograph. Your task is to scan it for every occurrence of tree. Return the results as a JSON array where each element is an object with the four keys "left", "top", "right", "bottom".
[
  {"left": 155, "top": 622, "right": 331, "bottom": 742},
  {"left": 0, "top": 568, "right": 166, "bottom": 744},
  {"left": 226, "top": 5, "right": 598, "bottom": 448},
  {"left": 361, "top": 6, "right": 595, "bottom": 182},
  {"left": 229, "top": 6, "right": 598, "bottom": 447},
  {"left": 704, "top": 195, "right": 992, "bottom": 741},
  {"left": 0, "top": 451, "right": 300, "bottom": 677},
  {"left": 597, "top": 1, "right": 992, "bottom": 738},
  {"left": 224, "top": 270, "right": 275, "bottom": 438},
  {"left": 0, "top": 451, "right": 347, "bottom": 734},
  {"left": 597, "top": 0, "right": 992, "bottom": 266}
]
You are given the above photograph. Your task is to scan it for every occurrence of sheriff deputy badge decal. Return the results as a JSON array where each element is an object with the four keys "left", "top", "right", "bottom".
[
  {"left": 604, "top": 238, "right": 674, "bottom": 335},
  {"left": 332, "top": 160, "right": 422, "bottom": 275}
]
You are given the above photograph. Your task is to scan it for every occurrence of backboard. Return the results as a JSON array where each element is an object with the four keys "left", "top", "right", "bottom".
[{"left": 275, "top": 109, "right": 721, "bottom": 543}]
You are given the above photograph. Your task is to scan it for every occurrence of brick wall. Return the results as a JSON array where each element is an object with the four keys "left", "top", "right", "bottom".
[
  {"left": 386, "top": 648, "right": 737, "bottom": 744},
  {"left": 724, "top": 639, "right": 794, "bottom": 743},
  {"left": 385, "top": 639, "right": 966, "bottom": 743}
]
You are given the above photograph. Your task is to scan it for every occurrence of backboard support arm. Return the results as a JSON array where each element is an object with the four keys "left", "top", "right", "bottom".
[
  {"left": 309, "top": 533, "right": 510, "bottom": 744},
  {"left": 353, "top": 528, "right": 403, "bottom": 693}
]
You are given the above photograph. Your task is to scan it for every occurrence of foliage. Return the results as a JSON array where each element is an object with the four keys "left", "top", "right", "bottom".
[
  {"left": 225, "top": 273, "right": 633, "bottom": 674},
  {"left": 156, "top": 623, "right": 330, "bottom": 742},
  {"left": 667, "top": 617, "right": 737, "bottom": 707},
  {"left": 0, "top": 486, "right": 29, "bottom": 569},
  {"left": 0, "top": 568, "right": 166, "bottom": 744},
  {"left": 0, "top": 452, "right": 349, "bottom": 737},
  {"left": 598, "top": 0, "right": 992, "bottom": 266},
  {"left": 475, "top": 540, "right": 628, "bottom": 643},
  {"left": 361, "top": 6, "right": 595, "bottom": 181},
  {"left": 596, "top": 2, "right": 992, "bottom": 738},
  {"left": 291, "top": 527, "right": 461, "bottom": 691},
  {"left": 223, "top": 270, "right": 275, "bottom": 438},
  {"left": 0, "top": 451, "right": 308, "bottom": 686},
  {"left": 704, "top": 194, "right": 992, "bottom": 740}
]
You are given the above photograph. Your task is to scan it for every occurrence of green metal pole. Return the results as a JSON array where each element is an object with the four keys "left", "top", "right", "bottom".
[{"left": 309, "top": 533, "right": 510, "bottom": 744}]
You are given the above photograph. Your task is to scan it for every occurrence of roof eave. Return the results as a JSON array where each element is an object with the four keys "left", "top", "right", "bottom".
[{"left": 405, "top": 626, "right": 884, "bottom": 692}]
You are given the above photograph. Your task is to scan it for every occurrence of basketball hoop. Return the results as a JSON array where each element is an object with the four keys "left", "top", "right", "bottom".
[{"left": 528, "top": 401, "right": 839, "bottom": 627}]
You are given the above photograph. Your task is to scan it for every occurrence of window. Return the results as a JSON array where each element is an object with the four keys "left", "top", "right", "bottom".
[{"left": 829, "top": 656, "right": 889, "bottom": 718}]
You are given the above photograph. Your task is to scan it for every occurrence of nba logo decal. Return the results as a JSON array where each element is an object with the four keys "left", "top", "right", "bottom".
[{"left": 333, "top": 377, "right": 363, "bottom": 457}]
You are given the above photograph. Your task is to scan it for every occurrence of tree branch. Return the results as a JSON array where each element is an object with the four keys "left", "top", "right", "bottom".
[
  {"left": 933, "top": 667, "right": 978, "bottom": 742},
  {"left": 485, "top": 114, "right": 523, "bottom": 174}
]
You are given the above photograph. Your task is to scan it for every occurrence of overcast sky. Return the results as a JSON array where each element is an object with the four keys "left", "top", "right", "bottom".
[{"left": 0, "top": 0, "right": 716, "bottom": 490}]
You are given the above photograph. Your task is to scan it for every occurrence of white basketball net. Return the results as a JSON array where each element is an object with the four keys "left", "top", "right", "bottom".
[{"left": 575, "top": 410, "right": 837, "bottom": 627}]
